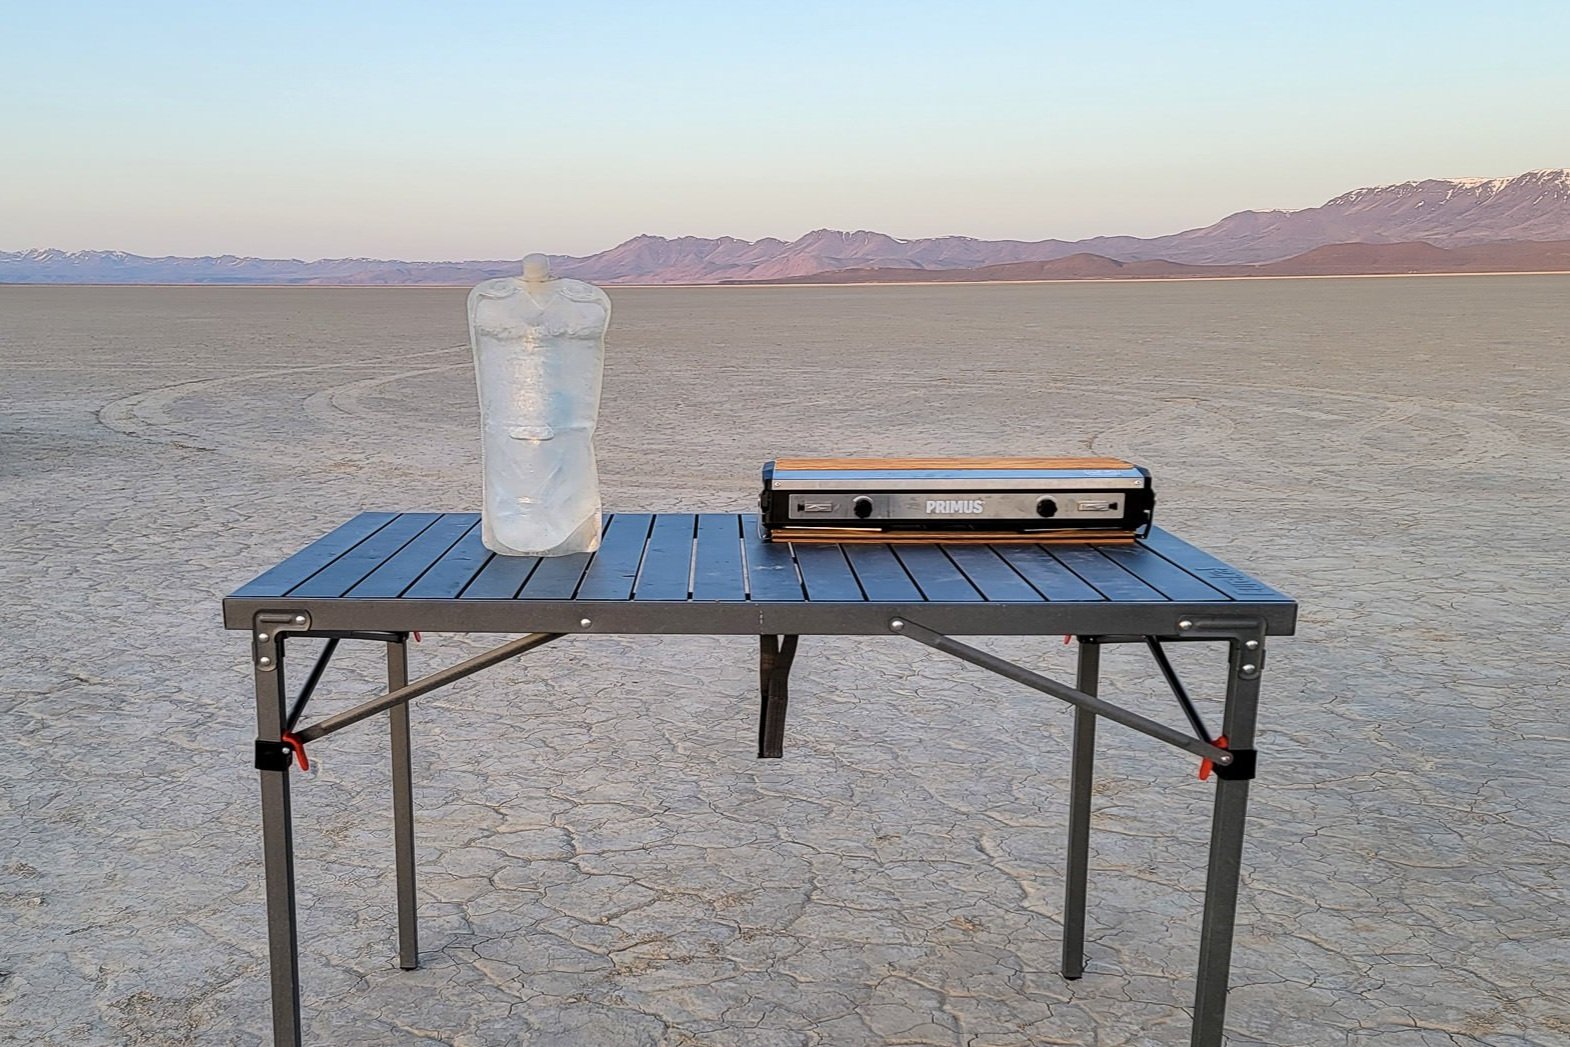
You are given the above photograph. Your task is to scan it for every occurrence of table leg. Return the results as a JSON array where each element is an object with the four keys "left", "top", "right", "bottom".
[
  {"left": 757, "top": 635, "right": 798, "bottom": 759},
  {"left": 1190, "top": 643, "right": 1263, "bottom": 1047},
  {"left": 388, "top": 635, "right": 419, "bottom": 970},
  {"left": 255, "top": 636, "right": 303, "bottom": 1047},
  {"left": 758, "top": 635, "right": 776, "bottom": 757},
  {"left": 1061, "top": 637, "right": 1099, "bottom": 980}
]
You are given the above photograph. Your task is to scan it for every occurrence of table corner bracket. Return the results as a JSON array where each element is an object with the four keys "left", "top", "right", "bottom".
[
  {"left": 251, "top": 610, "right": 313, "bottom": 669},
  {"left": 1175, "top": 614, "right": 1267, "bottom": 647}
]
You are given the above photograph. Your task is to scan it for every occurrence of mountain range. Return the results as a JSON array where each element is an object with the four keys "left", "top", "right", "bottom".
[
  {"left": 4, "top": 169, "right": 1568, "bottom": 286},
  {"left": 757, "top": 239, "right": 1570, "bottom": 284}
]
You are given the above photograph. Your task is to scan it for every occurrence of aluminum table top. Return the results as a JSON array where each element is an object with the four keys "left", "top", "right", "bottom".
[{"left": 224, "top": 512, "right": 1296, "bottom": 637}]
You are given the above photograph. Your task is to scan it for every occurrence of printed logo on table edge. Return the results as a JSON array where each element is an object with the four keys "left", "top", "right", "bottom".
[{"left": 925, "top": 499, "right": 986, "bottom": 515}]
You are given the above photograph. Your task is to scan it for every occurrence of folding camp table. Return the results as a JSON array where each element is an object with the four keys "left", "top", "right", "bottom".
[{"left": 224, "top": 511, "right": 1296, "bottom": 1047}]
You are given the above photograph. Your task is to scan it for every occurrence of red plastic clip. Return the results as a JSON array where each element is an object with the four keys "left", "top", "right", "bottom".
[
  {"left": 1063, "top": 635, "right": 1073, "bottom": 645},
  {"left": 281, "top": 732, "right": 309, "bottom": 773},
  {"left": 412, "top": 631, "right": 422, "bottom": 643},
  {"left": 1198, "top": 735, "right": 1229, "bottom": 781}
]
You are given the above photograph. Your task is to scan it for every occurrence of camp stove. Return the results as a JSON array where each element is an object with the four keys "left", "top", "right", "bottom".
[{"left": 759, "top": 457, "right": 1154, "bottom": 543}]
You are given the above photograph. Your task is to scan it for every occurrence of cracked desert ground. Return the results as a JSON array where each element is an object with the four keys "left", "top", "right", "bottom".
[{"left": 3, "top": 277, "right": 1567, "bottom": 1046}]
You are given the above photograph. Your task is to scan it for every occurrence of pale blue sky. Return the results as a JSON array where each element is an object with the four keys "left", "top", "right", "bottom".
[{"left": 4, "top": 0, "right": 1566, "bottom": 259}]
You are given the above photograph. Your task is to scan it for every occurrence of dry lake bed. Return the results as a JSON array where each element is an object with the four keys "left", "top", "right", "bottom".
[{"left": 3, "top": 277, "right": 1568, "bottom": 1045}]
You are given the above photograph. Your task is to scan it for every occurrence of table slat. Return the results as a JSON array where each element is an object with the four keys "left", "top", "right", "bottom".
[
  {"left": 1049, "top": 547, "right": 1166, "bottom": 601},
  {"left": 405, "top": 520, "right": 490, "bottom": 598},
  {"left": 461, "top": 550, "right": 541, "bottom": 599},
  {"left": 892, "top": 546, "right": 982, "bottom": 602},
  {"left": 1139, "top": 528, "right": 1293, "bottom": 602},
  {"left": 576, "top": 513, "right": 653, "bottom": 601},
  {"left": 995, "top": 545, "right": 1106, "bottom": 602},
  {"left": 692, "top": 514, "right": 746, "bottom": 601},
  {"left": 634, "top": 513, "right": 697, "bottom": 600},
  {"left": 1100, "top": 545, "right": 1229, "bottom": 602},
  {"left": 347, "top": 514, "right": 478, "bottom": 598},
  {"left": 232, "top": 512, "right": 398, "bottom": 597},
  {"left": 740, "top": 514, "right": 805, "bottom": 601},
  {"left": 843, "top": 544, "right": 923, "bottom": 602},
  {"left": 795, "top": 544, "right": 864, "bottom": 601},
  {"left": 943, "top": 546, "right": 1044, "bottom": 602},
  {"left": 289, "top": 513, "right": 443, "bottom": 598},
  {"left": 518, "top": 549, "right": 594, "bottom": 599}
]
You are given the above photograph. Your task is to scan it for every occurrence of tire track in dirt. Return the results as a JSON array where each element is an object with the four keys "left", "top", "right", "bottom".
[
  {"left": 301, "top": 362, "right": 470, "bottom": 427},
  {"left": 95, "top": 346, "right": 465, "bottom": 456}
]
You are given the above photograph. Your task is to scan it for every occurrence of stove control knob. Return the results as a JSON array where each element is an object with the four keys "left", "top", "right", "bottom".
[
  {"left": 1035, "top": 497, "right": 1058, "bottom": 519},
  {"left": 852, "top": 496, "right": 874, "bottom": 519}
]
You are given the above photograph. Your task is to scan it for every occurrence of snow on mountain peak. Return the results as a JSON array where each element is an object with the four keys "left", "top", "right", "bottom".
[{"left": 1331, "top": 169, "right": 1570, "bottom": 206}]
